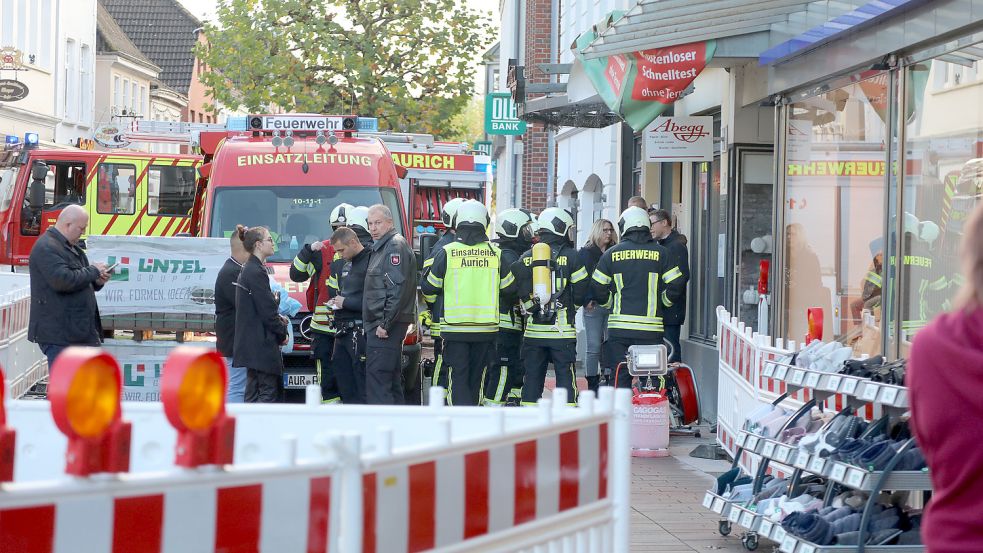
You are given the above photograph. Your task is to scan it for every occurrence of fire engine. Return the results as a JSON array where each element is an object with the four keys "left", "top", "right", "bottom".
[
  {"left": 0, "top": 132, "right": 201, "bottom": 268},
  {"left": 372, "top": 135, "right": 491, "bottom": 251},
  {"left": 184, "top": 114, "right": 422, "bottom": 402}
]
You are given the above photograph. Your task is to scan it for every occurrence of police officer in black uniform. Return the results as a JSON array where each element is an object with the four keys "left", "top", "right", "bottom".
[
  {"left": 326, "top": 226, "right": 371, "bottom": 404},
  {"left": 591, "top": 207, "right": 685, "bottom": 388}
]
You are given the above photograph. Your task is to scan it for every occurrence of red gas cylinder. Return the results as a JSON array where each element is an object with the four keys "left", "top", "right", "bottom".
[{"left": 630, "top": 390, "right": 670, "bottom": 458}]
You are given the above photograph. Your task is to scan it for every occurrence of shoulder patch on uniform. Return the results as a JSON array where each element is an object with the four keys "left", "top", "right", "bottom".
[{"left": 390, "top": 254, "right": 400, "bottom": 266}]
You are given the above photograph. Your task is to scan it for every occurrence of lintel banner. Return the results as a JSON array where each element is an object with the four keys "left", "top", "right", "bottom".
[
  {"left": 574, "top": 12, "right": 716, "bottom": 131},
  {"left": 86, "top": 235, "right": 229, "bottom": 315}
]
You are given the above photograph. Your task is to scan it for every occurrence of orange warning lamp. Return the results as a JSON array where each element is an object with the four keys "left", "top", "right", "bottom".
[
  {"left": 48, "top": 347, "right": 131, "bottom": 476},
  {"left": 805, "top": 307, "right": 824, "bottom": 344},
  {"left": 161, "top": 347, "right": 235, "bottom": 467},
  {"left": 0, "top": 365, "right": 16, "bottom": 482}
]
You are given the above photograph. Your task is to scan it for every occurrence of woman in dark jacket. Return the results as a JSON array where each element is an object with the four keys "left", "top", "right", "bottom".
[
  {"left": 578, "top": 218, "right": 617, "bottom": 393},
  {"left": 233, "top": 226, "right": 287, "bottom": 403}
]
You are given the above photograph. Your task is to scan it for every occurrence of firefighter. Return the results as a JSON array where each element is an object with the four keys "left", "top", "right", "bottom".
[
  {"left": 421, "top": 200, "right": 515, "bottom": 405},
  {"left": 898, "top": 214, "right": 942, "bottom": 339},
  {"left": 422, "top": 196, "right": 466, "bottom": 393},
  {"left": 288, "top": 203, "right": 367, "bottom": 403},
  {"left": 591, "top": 206, "right": 685, "bottom": 388},
  {"left": 512, "top": 207, "right": 589, "bottom": 406},
  {"left": 326, "top": 226, "right": 371, "bottom": 404},
  {"left": 484, "top": 208, "right": 535, "bottom": 405}
]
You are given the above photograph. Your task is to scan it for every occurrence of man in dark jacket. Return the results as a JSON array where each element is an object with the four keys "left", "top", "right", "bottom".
[
  {"left": 327, "top": 226, "right": 371, "bottom": 404},
  {"left": 28, "top": 205, "right": 109, "bottom": 370},
  {"left": 215, "top": 226, "right": 250, "bottom": 402},
  {"left": 363, "top": 204, "right": 418, "bottom": 404},
  {"left": 650, "top": 209, "right": 690, "bottom": 363}
]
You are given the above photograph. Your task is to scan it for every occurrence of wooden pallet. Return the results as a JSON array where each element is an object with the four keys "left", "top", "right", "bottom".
[{"left": 102, "top": 312, "right": 215, "bottom": 343}]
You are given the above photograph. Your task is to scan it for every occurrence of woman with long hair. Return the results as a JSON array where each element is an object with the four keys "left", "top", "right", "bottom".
[
  {"left": 908, "top": 203, "right": 983, "bottom": 549},
  {"left": 233, "top": 226, "right": 288, "bottom": 403},
  {"left": 579, "top": 218, "right": 618, "bottom": 393}
]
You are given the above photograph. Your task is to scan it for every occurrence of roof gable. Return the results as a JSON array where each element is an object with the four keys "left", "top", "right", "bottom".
[
  {"left": 101, "top": 0, "right": 202, "bottom": 93},
  {"left": 96, "top": 2, "right": 158, "bottom": 69}
]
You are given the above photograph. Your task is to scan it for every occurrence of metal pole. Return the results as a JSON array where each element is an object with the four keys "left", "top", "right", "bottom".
[{"left": 611, "top": 388, "right": 633, "bottom": 553}]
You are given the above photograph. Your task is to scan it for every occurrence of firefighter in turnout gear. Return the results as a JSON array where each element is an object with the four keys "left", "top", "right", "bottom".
[
  {"left": 422, "top": 196, "right": 466, "bottom": 393},
  {"left": 591, "top": 207, "right": 685, "bottom": 388},
  {"left": 484, "top": 208, "right": 535, "bottom": 405},
  {"left": 421, "top": 200, "right": 516, "bottom": 405},
  {"left": 512, "top": 207, "right": 589, "bottom": 405},
  {"left": 288, "top": 203, "right": 356, "bottom": 403}
]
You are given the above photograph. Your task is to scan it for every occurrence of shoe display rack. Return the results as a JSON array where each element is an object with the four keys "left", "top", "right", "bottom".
[{"left": 701, "top": 359, "right": 930, "bottom": 553}]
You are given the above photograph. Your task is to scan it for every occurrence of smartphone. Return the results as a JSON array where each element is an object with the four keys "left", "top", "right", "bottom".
[{"left": 106, "top": 262, "right": 120, "bottom": 273}]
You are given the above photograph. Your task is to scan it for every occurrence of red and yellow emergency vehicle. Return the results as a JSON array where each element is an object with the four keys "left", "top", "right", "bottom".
[
  {"left": 189, "top": 114, "right": 421, "bottom": 400},
  {"left": 0, "top": 134, "right": 201, "bottom": 267}
]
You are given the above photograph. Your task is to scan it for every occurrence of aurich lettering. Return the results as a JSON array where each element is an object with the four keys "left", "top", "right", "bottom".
[{"left": 459, "top": 258, "right": 491, "bottom": 267}]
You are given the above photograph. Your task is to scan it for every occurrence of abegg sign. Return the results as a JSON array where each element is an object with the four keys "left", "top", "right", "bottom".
[{"left": 645, "top": 116, "right": 713, "bottom": 162}]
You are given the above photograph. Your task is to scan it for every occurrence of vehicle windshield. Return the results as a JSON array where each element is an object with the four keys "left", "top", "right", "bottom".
[{"left": 209, "top": 186, "right": 403, "bottom": 263}]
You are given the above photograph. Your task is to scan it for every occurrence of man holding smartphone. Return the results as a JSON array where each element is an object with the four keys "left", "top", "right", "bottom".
[{"left": 28, "top": 205, "right": 111, "bottom": 370}]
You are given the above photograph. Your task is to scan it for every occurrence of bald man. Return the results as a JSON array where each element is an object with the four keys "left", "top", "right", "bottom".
[
  {"left": 28, "top": 205, "right": 110, "bottom": 369},
  {"left": 627, "top": 196, "right": 649, "bottom": 210}
]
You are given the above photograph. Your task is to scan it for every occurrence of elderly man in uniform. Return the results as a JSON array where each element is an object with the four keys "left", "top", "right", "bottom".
[{"left": 363, "top": 204, "right": 418, "bottom": 404}]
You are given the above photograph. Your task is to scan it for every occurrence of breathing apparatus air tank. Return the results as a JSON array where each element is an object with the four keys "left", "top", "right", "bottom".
[{"left": 531, "top": 242, "right": 552, "bottom": 307}]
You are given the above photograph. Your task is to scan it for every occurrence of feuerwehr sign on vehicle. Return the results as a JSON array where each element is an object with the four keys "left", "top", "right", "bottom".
[
  {"left": 86, "top": 235, "right": 229, "bottom": 315},
  {"left": 644, "top": 116, "right": 714, "bottom": 163}
]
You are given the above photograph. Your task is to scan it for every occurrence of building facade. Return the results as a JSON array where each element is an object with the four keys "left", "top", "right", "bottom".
[
  {"left": 540, "top": 0, "right": 983, "bottom": 423},
  {"left": 0, "top": 0, "right": 96, "bottom": 147}
]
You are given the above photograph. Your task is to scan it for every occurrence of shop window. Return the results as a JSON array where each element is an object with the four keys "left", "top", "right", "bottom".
[
  {"left": 781, "top": 75, "right": 888, "bottom": 348},
  {"left": 148, "top": 165, "right": 196, "bottom": 216},
  {"left": 689, "top": 154, "right": 725, "bottom": 341},
  {"left": 897, "top": 52, "right": 983, "bottom": 349},
  {"left": 96, "top": 163, "right": 136, "bottom": 215}
]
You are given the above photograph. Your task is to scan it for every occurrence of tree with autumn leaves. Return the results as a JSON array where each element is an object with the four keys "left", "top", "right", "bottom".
[{"left": 197, "top": 0, "right": 495, "bottom": 138}]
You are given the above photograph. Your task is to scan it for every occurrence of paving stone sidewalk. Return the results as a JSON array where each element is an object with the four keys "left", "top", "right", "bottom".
[{"left": 629, "top": 431, "right": 761, "bottom": 552}]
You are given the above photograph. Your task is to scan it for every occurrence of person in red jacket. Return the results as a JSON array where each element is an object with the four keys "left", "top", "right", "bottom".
[{"left": 909, "top": 203, "right": 983, "bottom": 550}]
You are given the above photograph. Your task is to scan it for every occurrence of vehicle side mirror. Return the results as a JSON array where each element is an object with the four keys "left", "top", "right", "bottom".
[{"left": 419, "top": 232, "right": 438, "bottom": 261}]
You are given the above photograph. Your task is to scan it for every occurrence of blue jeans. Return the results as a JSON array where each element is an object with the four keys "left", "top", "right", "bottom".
[
  {"left": 40, "top": 344, "right": 67, "bottom": 373},
  {"left": 582, "top": 305, "right": 609, "bottom": 377},
  {"left": 225, "top": 358, "right": 247, "bottom": 403}
]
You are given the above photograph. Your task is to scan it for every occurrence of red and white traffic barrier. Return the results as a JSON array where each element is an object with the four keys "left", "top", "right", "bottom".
[
  {"left": 0, "top": 347, "right": 632, "bottom": 553},
  {"left": 0, "top": 273, "right": 46, "bottom": 399}
]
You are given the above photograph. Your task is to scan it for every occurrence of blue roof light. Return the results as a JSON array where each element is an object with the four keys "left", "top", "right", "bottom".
[{"left": 24, "top": 132, "right": 39, "bottom": 145}]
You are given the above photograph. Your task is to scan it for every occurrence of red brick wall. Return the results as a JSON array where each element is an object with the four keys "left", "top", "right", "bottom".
[{"left": 520, "top": 0, "right": 555, "bottom": 213}]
